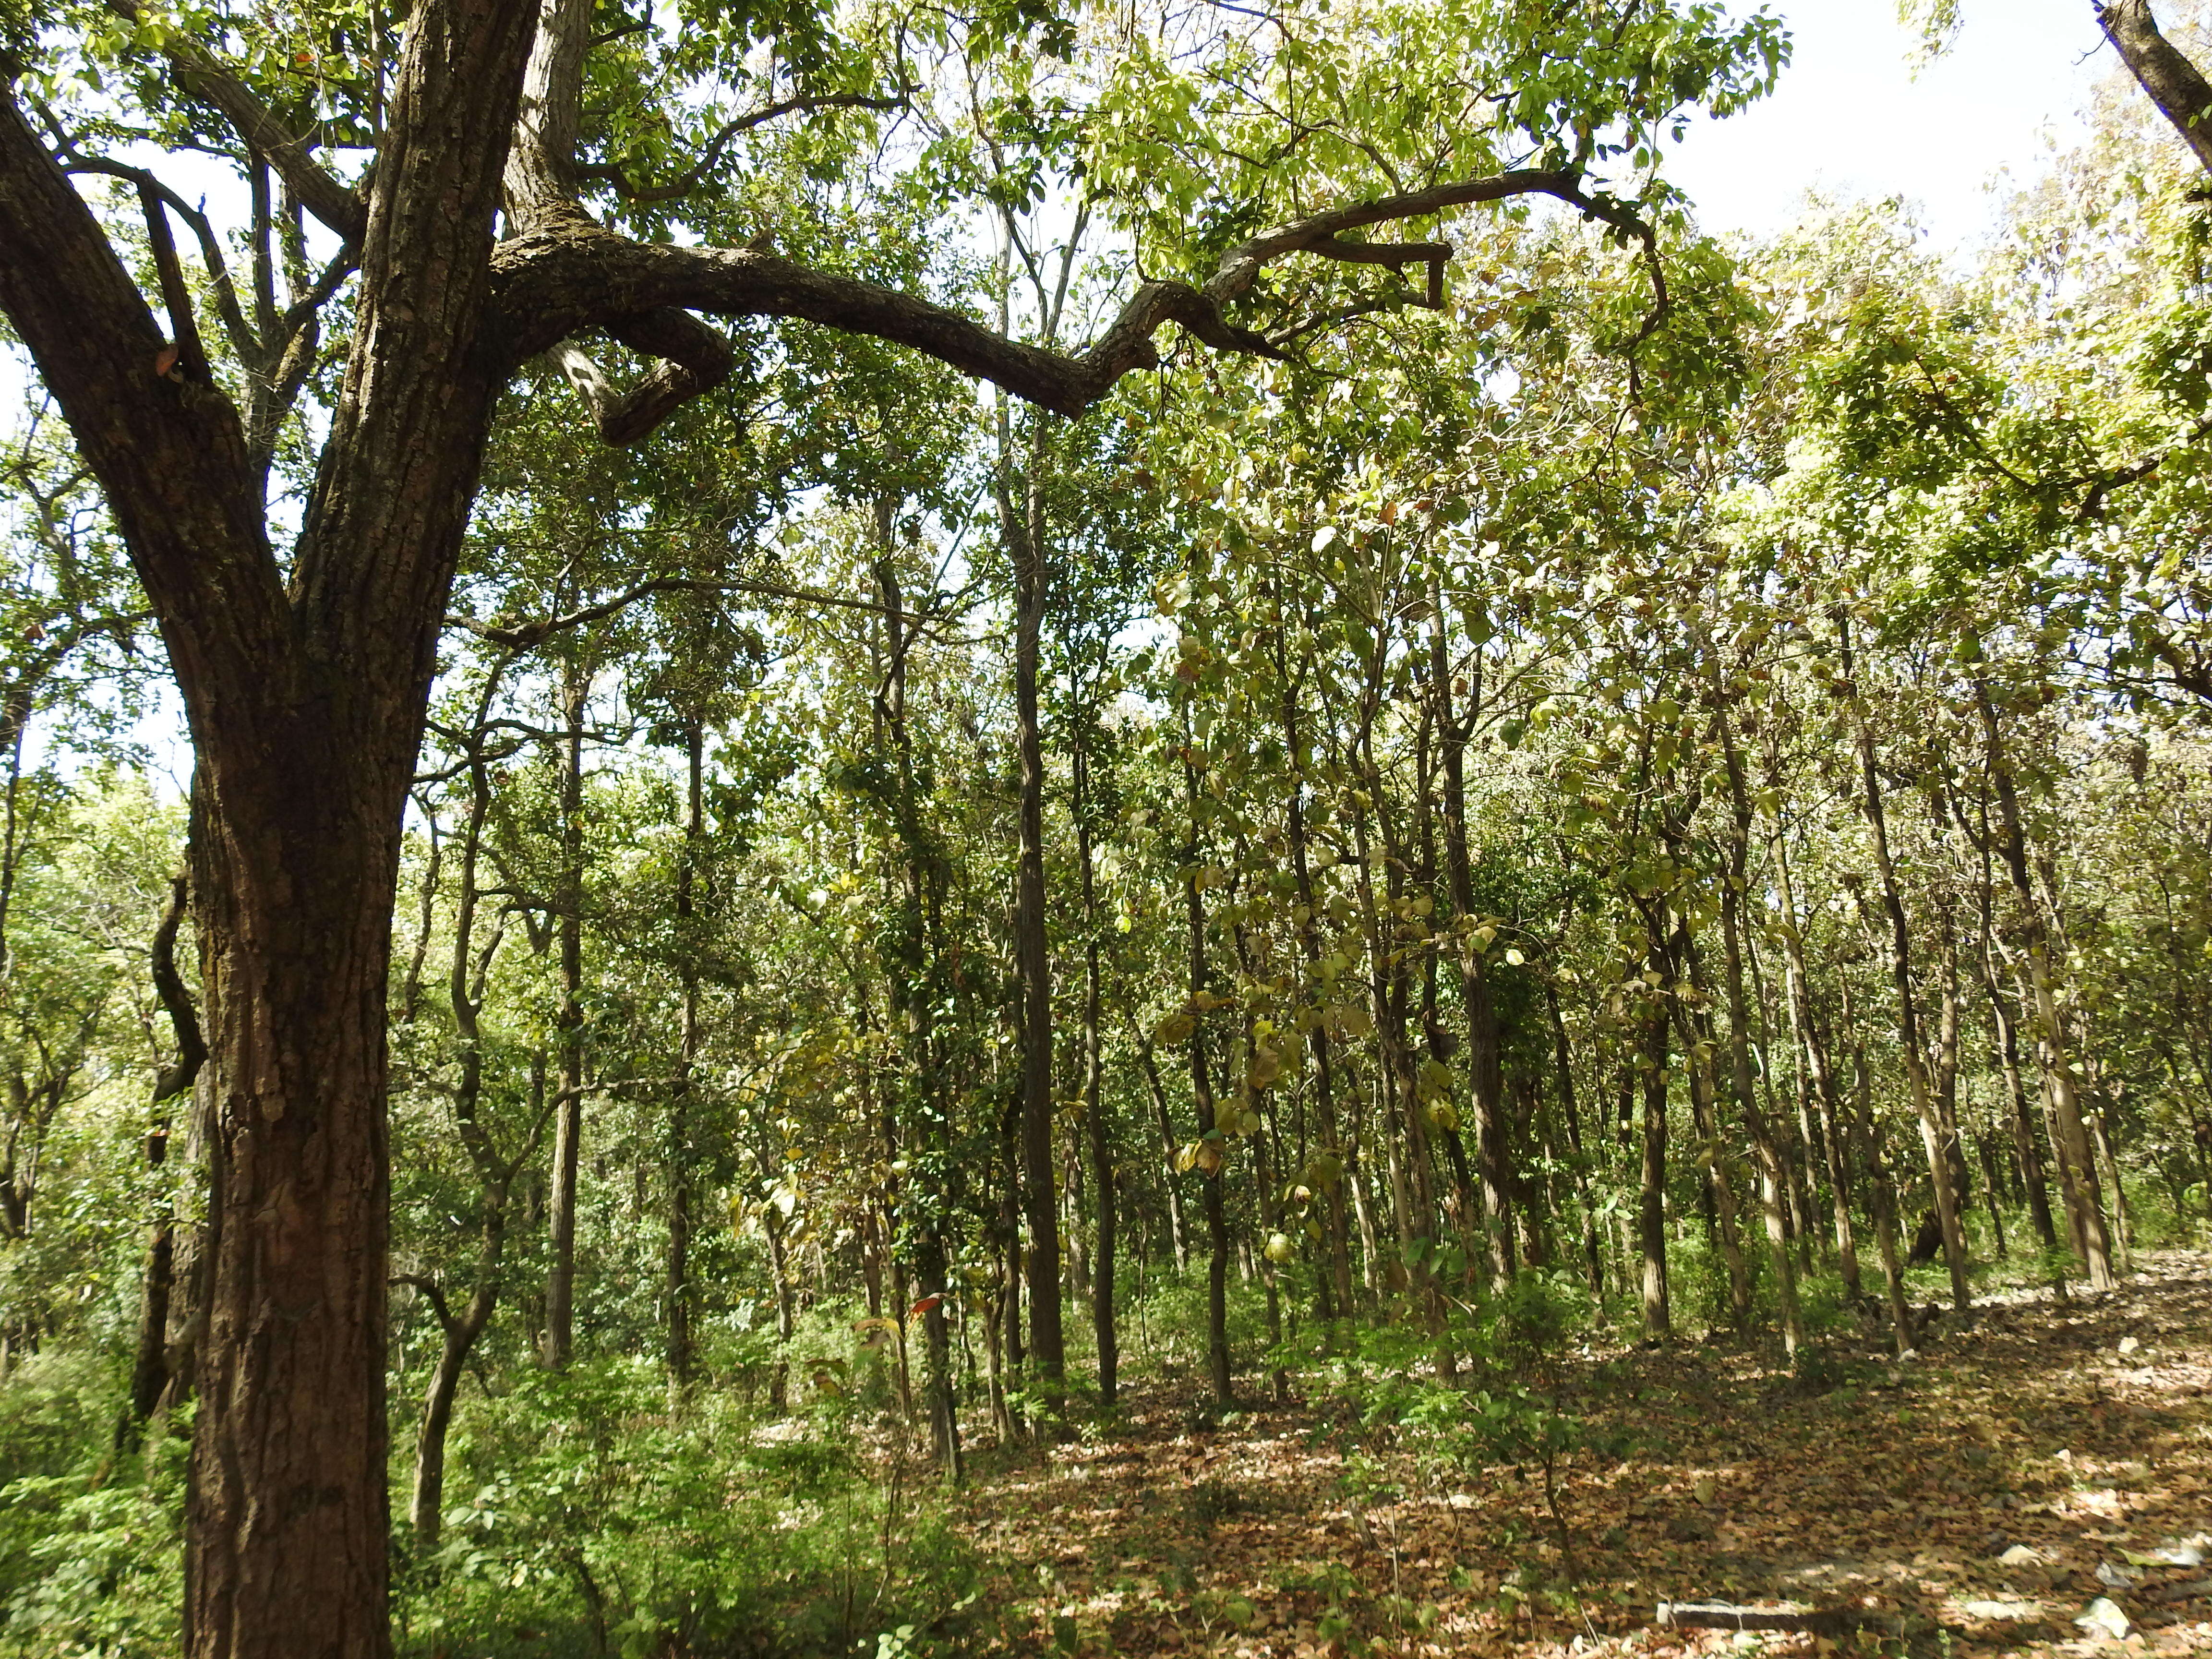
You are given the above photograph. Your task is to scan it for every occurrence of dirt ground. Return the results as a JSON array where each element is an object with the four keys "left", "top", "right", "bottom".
[{"left": 953, "top": 1252, "right": 2212, "bottom": 1657}]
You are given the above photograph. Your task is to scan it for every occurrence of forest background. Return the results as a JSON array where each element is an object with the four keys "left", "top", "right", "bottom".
[{"left": 2, "top": 0, "right": 2212, "bottom": 1655}]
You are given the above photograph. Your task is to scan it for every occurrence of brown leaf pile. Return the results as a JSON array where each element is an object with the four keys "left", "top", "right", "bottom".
[{"left": 951, "top": 1252, "right": 2212, "bottom": 1658}]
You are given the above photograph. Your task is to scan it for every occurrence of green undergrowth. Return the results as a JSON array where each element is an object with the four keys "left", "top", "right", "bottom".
[{"left": 403, "top": 1356, "right": 985, "bottom": 1659}]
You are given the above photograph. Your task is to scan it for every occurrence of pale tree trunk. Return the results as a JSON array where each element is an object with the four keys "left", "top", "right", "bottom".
[
  {"left": 1843, "top": 624, "right": 1970, "bottom": 1313},
  {"left": 1716, "top": 712, "right": 1801, "bottom": 1355},
  {"left": 542, "top": 660, "right": 591, "bottom": 1367},
  {"left": 1975, "top": 686, "right": 2114, "bottom": 1288},
  {"left": 1276, "top": 634, "right": 1353, "bottom": 1318},
  {"left": 1766, "top": 771, "right": 1862, "bottom": 1301},
  {"left": 1073, "top": 736, "right": 1117, "bottom": 1405}
]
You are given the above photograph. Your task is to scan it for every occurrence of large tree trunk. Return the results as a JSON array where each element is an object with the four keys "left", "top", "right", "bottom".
[
  {"left": 185, "top": 774, "right": 409, "bottom": 1657},
  {"left": 0, "top": 0, "right": 541, "bottom": 1625}
]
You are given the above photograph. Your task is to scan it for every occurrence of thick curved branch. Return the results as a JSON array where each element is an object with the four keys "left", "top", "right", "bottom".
[
  {"left": 104, "top": 0, "right": 367, "bottom": 241},
  {"left": 497, "top": 169, "right": 1657, "bottom": 421},
  {"left": 2100, "top": 0, "right": 2212, "bottom": 174}
]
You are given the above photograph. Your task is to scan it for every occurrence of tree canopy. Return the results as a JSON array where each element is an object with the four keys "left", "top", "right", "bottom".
[{"left": 3, "top": 2, "right": 2212, "bottom": 1657}]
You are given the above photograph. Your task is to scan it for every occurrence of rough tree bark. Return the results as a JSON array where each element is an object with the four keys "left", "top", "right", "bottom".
[
  {"left": 0, "top": 0, "right": 1666, "bottom": 1640},
  {"left": 2101, "top": 0, "right": 2212, "bottom": 173}
]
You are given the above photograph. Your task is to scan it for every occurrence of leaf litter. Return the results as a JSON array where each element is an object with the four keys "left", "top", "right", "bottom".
[{"left": 950, "top": 1251, "right": 2212, "bottom": 1657}]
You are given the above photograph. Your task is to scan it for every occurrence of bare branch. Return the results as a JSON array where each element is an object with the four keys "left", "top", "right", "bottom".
[
  {"left": 149, "top": 871, "right": 207, "bottom": 1104},
  {"left": 446, "top": 571, "right": 950, "bottom": 650},
  {"left": 104, "top": 0, "right": 368, "bottom": 241},
  {"left": 575, "top": 93, "right": 906, "bottom": 204},
  {"left": 391, "top": 1274, "right": 459, "bottom": 1336}
]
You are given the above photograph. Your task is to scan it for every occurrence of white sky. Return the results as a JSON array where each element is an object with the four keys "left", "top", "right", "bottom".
[{"left": 1665, "top": 0, "right": 2115, "bottom": 250}]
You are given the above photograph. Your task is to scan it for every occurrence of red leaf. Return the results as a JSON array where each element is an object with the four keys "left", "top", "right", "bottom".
[{"left": 908, "top": 1293, "right": 944, "bottom": 1318}]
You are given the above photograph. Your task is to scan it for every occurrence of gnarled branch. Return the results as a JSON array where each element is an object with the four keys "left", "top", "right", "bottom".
[{"left": 495, "top": 168, "right": 1658, "bottom": 423}]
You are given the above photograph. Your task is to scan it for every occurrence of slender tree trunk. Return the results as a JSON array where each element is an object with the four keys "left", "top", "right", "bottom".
[
  {"left": 1638, "top": 932, "right": 1672, "bottom": 1341},
  {"left": 1074, "top": 738, "right": 1117, "bottom": 1406},
  {"left": 1976, "top": 1134, "right": 2009, "bottom": 1260},
  {"left": 120, "top": 870, "right": 208, "bottom": 1446},
  {"left": 1845, "top": 626, "right": 1970, "bottom": 1312},
  {"left": 1717, "top": 712, "right": 1801, "bottom": 1354},
  {"left": 1546, "top": 985, "right": 1603, "bottom": 1295},
  {"left": 409, "top": 1238, "right": 501, "bottom": 1549},
  {"left": 1277, "top": 645, "right": 1352, "bottom": 1319},
  {"left": 1185, "top": 751, "right": 1232, "bottom": 1407},
  {"left": 1976, "top": 686, "right": 2114, "bottom": 1288},
  {"left": 1772, "top": 825, "right": 1861, "bottom": 1300},
  {"left": 1001, "top": 418, "right": 1063, "bottom": 1408},
  {"left": 1672, "top": 932, "right": 1753, "bottom": 1330},
  {"left": 1138, "top": 1037, "right": 1190, "bottom": 1272},
  {"left": 1433, "top": 631, "right": 1512, "bottom": 1281},
  {"left": 543, "top": 661, "right": 590, "bottom": 1368},
  {"left": 665, "top": 719, "right": 703, "bottom": 1385}
]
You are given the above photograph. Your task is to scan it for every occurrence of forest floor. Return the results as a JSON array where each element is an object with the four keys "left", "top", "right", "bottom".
[{"left": 950, "top": 1251, "right": 2212, "bottom": 1658}]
